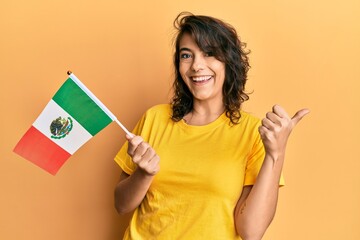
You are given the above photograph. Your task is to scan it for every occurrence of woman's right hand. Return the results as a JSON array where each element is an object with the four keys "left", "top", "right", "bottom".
[{"left": 126, "top": 135, "right": 160, "bottom": 176}]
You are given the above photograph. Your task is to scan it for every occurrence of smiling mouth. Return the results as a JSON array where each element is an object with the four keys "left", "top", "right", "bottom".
[{"left": 191, "top": 76, "right": 212, "bottom": 83}]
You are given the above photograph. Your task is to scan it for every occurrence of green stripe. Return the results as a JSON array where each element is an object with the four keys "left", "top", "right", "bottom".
[{"left": 52, "top": 78, "right": 112, "bottom": 136}]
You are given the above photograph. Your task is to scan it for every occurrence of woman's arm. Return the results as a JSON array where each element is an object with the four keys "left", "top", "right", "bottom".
[
  {"left": 114, "top": 135, "right": 160, "bottom": 214},
  {"left": 234, "top": 154, "right": 283, "bottom": 240},
  {"left": 234, "top": 105, "right": 309, "bottom": 240}
]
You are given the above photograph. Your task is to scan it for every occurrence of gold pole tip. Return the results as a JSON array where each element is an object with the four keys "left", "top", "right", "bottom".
[{"left": 67, "top": 70, "right": 72, "bottom": 75}]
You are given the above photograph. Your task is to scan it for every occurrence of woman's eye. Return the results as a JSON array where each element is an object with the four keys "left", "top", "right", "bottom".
[{"left": 180, "top": 53, "right": 191, "bottom": 59}]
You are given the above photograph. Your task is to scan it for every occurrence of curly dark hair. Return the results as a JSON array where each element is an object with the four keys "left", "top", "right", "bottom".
[{"left": 171, "top": 12, "right": 251, "bottom": 124}]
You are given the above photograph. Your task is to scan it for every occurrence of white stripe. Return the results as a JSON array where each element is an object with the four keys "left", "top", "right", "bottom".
[
  {"left": 33, "top": 100, "right": 93, "bottom": 154},
  {"left": 69, "top": 73, "right": 116, "bottom": 121}
]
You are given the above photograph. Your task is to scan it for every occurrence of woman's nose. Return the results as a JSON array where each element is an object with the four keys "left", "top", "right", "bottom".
[{"left": 191, "top": 55, "right": 205, "bottom": 72}]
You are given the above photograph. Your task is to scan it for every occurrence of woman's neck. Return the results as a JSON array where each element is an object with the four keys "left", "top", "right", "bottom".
[{"left": 184, "top": 100, "right": 225, "bottom": 126}]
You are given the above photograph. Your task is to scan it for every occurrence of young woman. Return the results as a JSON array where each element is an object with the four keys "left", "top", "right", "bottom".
[{"left": 114, "top": 12, "right": 309, "bottom": 240}]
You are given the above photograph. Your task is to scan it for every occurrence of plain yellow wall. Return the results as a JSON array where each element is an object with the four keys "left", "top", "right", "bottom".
[{"left": 1, "top": 1, "right": 359, "bottom": 239}]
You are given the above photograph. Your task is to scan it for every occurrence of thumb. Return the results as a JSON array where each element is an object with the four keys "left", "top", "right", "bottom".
[
  {"left": 291, "top": 108, "right": 310, "bottom": 125},
  {"left": 126, "top": 133, "right": 135, "bottom": 140}
]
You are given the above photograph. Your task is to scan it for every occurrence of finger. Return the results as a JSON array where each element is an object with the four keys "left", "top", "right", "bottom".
[
  {"left": 291, "top": 108, "right": 310, "bottom": 125},
  {"left": 140, "top": 155, "right": 160, "bottom": 175},
  {"left": 127, "top": 136, "right": 143, "bottom": 156},
  {"left": 128, "top": 135, "right": 143, "bottom": 146},
  {"left": 266, "top": 112, "right": 282, "bottom": 125},
  {"left": 126, "top": 134, "right": 134, "bottom": 140},
  {"left": 272, "top": 105, "right": 290, "bottom": 119},
  {"left": 133, "top": 142, "right": 151, "bottom": 162},
  {"left": 261, "top": 118, "right": 275, "bottom": 130},
  {"left": 138, "top": 153, "right": 159, "bottom": 171},
  {"left": 258, "top": 125, "right": 271, "bottom": 139},
  {"left": 145, "top": 154, "right": 160, "bottom": 169},
  {"left": 140, "top": 146, "right": 156, "bottom": 162}
]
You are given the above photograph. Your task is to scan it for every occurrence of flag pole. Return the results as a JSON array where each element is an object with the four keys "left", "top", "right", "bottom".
[
  {"left": 114, "top": 119, "right": 134, "bottom": 137},
  {"left": 67, "top": 70, "right": 134, "bottom": 137}
]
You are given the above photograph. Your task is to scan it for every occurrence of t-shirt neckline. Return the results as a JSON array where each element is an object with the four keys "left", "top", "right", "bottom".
[{"left": 178, "top": 112, "right": 229, "bottom": 133}]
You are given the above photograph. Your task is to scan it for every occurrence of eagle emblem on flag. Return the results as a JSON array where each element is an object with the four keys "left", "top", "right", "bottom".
[{"left": 50, "top": 116, "right": 73, "bottom": 139}]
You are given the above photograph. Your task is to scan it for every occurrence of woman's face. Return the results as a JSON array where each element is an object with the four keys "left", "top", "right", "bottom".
[{"left": 178, "top": 33, "right": 226, "bottom": 104}]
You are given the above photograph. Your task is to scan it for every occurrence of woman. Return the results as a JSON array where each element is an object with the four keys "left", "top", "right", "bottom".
[{"left": 114, "top": 12, "right": 309, "bottom": 240}]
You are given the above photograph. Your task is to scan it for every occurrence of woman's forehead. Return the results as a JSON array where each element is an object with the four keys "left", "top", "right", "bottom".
[
  {"left": 178, "top": 32, "right": 213, "bottom": 52},
  {"left": 179, "top": 33, "right": 196, "bottom": 46}
]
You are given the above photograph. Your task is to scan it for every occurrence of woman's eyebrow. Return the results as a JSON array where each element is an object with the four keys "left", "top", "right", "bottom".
[{"left": 179, "top": 47, "right": 192, "bottom": 52}]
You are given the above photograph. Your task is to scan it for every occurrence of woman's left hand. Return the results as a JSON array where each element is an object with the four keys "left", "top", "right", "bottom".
[{"left": 258, "top": 105, "right": 310, "bottom": 162}]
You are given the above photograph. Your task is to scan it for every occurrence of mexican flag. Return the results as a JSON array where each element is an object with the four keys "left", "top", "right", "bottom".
[{"left": 13, "top": 72, "right": 131, "bottom": 175}]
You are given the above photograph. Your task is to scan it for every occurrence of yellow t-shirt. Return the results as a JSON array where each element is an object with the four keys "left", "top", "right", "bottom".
[{"left": 115, "top": 104, "right": 279, "bottom": 240}]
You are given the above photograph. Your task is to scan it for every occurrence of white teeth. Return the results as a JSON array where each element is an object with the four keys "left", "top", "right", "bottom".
[{"left": 192, "top": 76, "right": 212, "bottom": 82}]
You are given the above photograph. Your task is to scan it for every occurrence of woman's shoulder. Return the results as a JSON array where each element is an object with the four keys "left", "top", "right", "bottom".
[
  {"left": 234, "top": 111, "right": 263, "bottom": 138},
  {"left": 239, "top": 110, "right": 262, "bottom": 125},
  {"left": 144, "top": 104, "right": 172, "bottom": 120},
  {"left": 146, "top": 103, "right": 171, "bottom": 114}
]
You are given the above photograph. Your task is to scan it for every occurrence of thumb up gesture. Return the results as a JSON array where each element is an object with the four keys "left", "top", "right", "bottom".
[{"left": 258, "top": 105, "right": 310, "bottom": 162}]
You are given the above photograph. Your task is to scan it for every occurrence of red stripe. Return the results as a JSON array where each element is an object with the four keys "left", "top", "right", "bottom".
[{"left": 13, "top": 126, "right": 71, "bottom": 175}]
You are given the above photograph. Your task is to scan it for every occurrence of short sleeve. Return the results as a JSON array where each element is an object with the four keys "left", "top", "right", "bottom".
[
  {"left": 244, "top": 131, "right": 266, "bottom": 186},
  {"left": 114, "top": 113, "right": 147, "bottom": 175},
  {"left": 243, "top": 126, "right": 285, "bottom": 186}
]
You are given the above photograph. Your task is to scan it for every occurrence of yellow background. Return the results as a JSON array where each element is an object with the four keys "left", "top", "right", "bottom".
[{"left": 1, "top": 1, "right": 359, "bottom": 239}]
